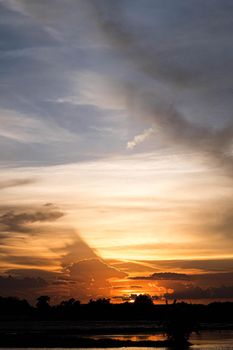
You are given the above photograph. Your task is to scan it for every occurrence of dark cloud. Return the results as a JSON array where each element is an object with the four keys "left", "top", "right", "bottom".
[
  {"left": 0, "top": 204, "right": 64, "bottom": 233},
  {"left": 131, "top": 272, "right": 190, "bottom": 281},
  {"left": 11, "top": 258, "right": 127, "bottom": 302},
  {"left": 6, "top": 268, "right": 60, "bottom": 280},
  {"left": 130, "top": 270, "right": 233, "bottom": 284},
  {"left": 0, "top": 212, "right": 122, "bottom": 301},
  {"left": 60, "top": 235, "right": 98, "bottom": 267},
  {"left": 65, "top": 258, "right": 127, "bottom": 282},
  {"left": 130, "top": 270, "right": 233, "bottom": 299},
  {"left": 60, "top": 258, "right": 127, "bottom": 300},
  {"left": 166, "top": 285, "right": 233, "bottom": 300},
  {"left": 0, "top": 275, "right": 48, "bottom": 297}
]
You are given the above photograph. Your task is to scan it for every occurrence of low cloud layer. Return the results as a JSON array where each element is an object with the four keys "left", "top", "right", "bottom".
[
  {"left": 166, "top": 285, "right": 233, "bottom": 300},
  {"left": 129, "top": 270, "right": 233, "bottom": 301},
  {"left": 131, "top": 272, "right": 190, "bottom": 281},
  {"left": 0, "top": 275, "right": 48, "bottom": 299},
  {"left": 0, "top": 259, "right": 127, "bottom": 302}
]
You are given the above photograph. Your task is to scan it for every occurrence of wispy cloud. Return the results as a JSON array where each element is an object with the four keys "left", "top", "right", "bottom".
[
  {"left": 0, "top": 109, "right": 74, "bottom": 144},
  {"left": 127, "top": 128, "right": 154, "bottom": 150},
  {"left": 0, "top": 178, "right": 36, "bottom": 190}
]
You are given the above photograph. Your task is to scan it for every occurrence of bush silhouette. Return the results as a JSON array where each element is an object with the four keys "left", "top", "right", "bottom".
[{"left": 164, "top": 305, "right": 197, "bottom": 347}]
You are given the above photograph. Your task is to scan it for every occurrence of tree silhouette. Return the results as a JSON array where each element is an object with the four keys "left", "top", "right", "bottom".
[
  {"left": 134, "top": 294, "right": 153, "bottom": 306},
  {"left": 36, "top": 295, "right": 50, "bottom": 311},
  {"left": 88, "top": 298, "right": 110, "bottom": 306},
  {"left": 60, "top": 298, "right": 76, "bottom": 308}
]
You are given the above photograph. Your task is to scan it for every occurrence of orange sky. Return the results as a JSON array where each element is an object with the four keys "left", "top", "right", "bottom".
[{"left": 0, "top": 153, "right": 233, "bottom": 303}]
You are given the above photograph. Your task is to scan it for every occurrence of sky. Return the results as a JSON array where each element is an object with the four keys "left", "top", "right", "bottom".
[{"left": 0, "top": 0, "right": 233, "bottom": 304}]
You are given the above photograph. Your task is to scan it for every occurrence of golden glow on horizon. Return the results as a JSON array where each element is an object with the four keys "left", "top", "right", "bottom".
[{"left": 1, "top": 152, "right": 232, "bottom": 268}]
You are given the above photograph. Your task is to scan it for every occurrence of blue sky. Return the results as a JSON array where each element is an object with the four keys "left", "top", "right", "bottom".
[{"left": 0, "top": 0, "right": 232, "bottom": 166}]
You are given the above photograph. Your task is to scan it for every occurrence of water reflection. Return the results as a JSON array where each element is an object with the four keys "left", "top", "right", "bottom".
[
  {"left": 1, "top": 331, "right": 233, "bottom": 349},
  {"left": 92, "top": 330, "right": 233, "bottom": 349},
  {"left": 93, "top": 333, "right": 165, "bottom": 341},
  {"left": 191, "top": 330, "right": 233, "bottom": 349}
]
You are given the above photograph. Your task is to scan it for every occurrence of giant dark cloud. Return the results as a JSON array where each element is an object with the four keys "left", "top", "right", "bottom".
[
  {"left": 0, "top": 258, "right": 127, "bottom": 302},
  {"left": 60, "top": 235, "right": 98, "bottom": 266},
  {"left": 63, "top": 258, "right": 127, "bottom": 301},
  {"left": 65, "top": 258, "right": 127, "bottom": 282}
]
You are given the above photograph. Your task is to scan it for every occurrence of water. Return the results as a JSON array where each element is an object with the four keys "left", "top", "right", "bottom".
[
  {"left": 92, "top": 330, "right": 233, "bottom": 349},
  {"left": 191, "top": 330, "right": 233, "bottom": 349},
  {"left": 0, "top": 331, "right": 233, "bottom": 349}
]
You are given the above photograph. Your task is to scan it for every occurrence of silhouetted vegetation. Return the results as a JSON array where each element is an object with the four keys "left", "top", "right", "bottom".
[
  {"left": 0, "top": 295, "right": 233, "bottom": 325},
  {"left": 0, "top": 295, "right": 233, "bottom": 347},
  {"left": 163, "top": 303, "right": 199, "bottom": 347}
]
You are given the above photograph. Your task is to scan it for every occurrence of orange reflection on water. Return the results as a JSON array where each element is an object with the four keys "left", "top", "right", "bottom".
[{"left": 94, "top": 333, "right": 166, "bottom": 342}]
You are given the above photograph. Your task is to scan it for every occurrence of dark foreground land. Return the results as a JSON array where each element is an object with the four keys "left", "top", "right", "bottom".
[{"left": 0, "top": 296, "right": 233, "bottom": 347}]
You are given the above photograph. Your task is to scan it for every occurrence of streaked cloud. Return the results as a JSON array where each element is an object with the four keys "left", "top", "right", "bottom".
[
  {"left": 0, "top": 109, "right": 74, "bottom": 144},
  {"left": 0, "top": 178, "right": 36, "bottom": 190}
]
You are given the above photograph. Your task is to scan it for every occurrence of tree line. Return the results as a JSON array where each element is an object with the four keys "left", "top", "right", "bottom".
[{"left": 0, "top": 294, "right": 233, "bottom": 325}]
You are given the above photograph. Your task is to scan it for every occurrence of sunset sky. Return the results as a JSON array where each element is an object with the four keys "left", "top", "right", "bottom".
[{"left": 0, "top": 0, "right": 233, "bottom": 304}]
